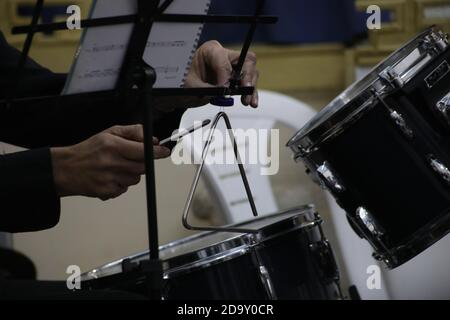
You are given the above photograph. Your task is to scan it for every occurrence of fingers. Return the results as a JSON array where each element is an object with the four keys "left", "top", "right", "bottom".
[
  {"left": 249, "top": 70, "right": 260, "bottom": 108},
  {"left": 185, "top": 73, "right": 215, "bottom": 89},
  {"left": 108, "top": 125, "right": 144, "bottom": 142},
  {"left": 184, "top": 41, "right": 260, "bottom": 110},
  {"left": 106, "top": 126, "right": 171, "bottom": 161},
  {"left": 113, "top": 137, "right": 145, "bottom": 162},
  {"left": 154, "top": 145, "right": 171, "bottom": 159},
  {"left": 113, "top": 159, "right": 146, "bottom": 176},
  {"left": 206, "top": 41, "right": 234, "bottom": 86},
  {"left": 115, "top": 173, "right": 142, "bottom": 188},
  {"left": 239, "top": 51, "right": 259, "bottom": 108},
  {"left": 99, "top": 183, "right": 129, "bottom": 201},
  {"left": 211, "top": 47, "right": 259, "bottom": 108},
  {"left": 114, "top": 136, "right": 170, "bottom": 161}
]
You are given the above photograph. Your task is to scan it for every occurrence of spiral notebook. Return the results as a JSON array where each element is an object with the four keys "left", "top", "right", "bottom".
[{"left": 63, "top": 0, "right": 211, "bottom": 95}]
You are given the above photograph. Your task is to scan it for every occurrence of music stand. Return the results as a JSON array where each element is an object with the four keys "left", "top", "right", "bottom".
[{"left": 4, "top": 0, "right": 277, "bottom": 300}]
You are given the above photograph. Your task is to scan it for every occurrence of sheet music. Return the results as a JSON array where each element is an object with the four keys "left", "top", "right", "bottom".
[{"left": 63, "top": 0, "right": 211, "bottom": 95}]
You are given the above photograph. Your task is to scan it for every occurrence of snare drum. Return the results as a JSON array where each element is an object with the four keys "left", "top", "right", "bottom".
[
  {"left": 288, "top": 28, "right": 450, "bottom": 268},
  {"left": 82, "top": 206, "right": 342, "bottom": 300}
]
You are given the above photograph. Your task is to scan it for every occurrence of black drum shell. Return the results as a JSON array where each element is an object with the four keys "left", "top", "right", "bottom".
[
  {"left": 82, "top": 214, "right": 342, "bottom": 300},
  {"left": 299, "top": 48, "right": 450, "bottom": 268},
  {"left": 163, "top": 225, "right": 340, "bottom": 300}
]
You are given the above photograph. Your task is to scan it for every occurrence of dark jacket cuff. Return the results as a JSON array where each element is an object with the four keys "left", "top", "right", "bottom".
[{"left": 0, "top": 148, "right": 61, "bottom": 233}]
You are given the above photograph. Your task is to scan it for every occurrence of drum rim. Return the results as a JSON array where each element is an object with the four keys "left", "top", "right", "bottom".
[
  {"left": 162, "top": 204, "right": 319, "bottom": 277},
  {"left": 81, "top": 205, "right": 320, "bottom": 280},
  {"left": 287, "top": 27, "right": 448, "bottom": 156},
  {"left": 370, "top": 208, "right": 450, "bottom": 269}
]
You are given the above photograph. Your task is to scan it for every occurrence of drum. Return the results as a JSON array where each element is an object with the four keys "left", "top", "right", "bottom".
[
  {"left": 81, "top": 206, "right": 342, "bottom": 300},
  {"left": 288, "top": 28, "right": 450, "bottom": 269}
]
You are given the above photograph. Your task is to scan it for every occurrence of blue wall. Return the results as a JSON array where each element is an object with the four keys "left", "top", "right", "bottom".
[{"left": 201, "top": 0, "right": 388, "bottom": 45}]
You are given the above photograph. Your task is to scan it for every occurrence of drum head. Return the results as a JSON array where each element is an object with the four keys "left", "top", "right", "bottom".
[{"left": 82, "top": 205, "right": 317, "bottom": 280}]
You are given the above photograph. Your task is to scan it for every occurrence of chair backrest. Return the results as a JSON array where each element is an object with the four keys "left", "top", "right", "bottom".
[{"left": 179, "top": 90, "right": 317, "bottom": 223}]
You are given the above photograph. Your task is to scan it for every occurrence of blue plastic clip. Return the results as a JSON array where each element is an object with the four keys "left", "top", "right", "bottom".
[{"left": 210, "top": 96, "right": 235, "bottom": 107}]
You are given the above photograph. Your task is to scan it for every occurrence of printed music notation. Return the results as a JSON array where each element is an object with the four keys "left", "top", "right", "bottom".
[
  {"left": 147, "top": 41, "right": 187, "bottom": 48},
  {"left": 76, "top": 69, "right": 119, "bottom": 80},
  {"left": 84, "top": 40, "right": 186, "bottom": 54},
  {"left": 75, "top": 66, "right": 180, "bottom": 82},
  {"left": 85, "top": 43, "right": 128, "bottom": 53},
  {"left": 155, "top": 66, "right": 180, "bottom": 74},
  {"left": 63, "top": 0, "right": 211, "bottom": 94}
]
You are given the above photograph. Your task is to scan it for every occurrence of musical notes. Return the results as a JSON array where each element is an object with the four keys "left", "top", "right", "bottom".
[
  {"left": 63, "top": 0, "right": 211, "bottom": 95},
  {"left": 155, "top": 66, "right": 180, "bottom": 74},
  {"left": 147, "top": 41, "right": 187, "bottom": 48},
  {"left": 76, "top": 69, "right": 119, "bottom": 80},
  {"left": 85, "top": 43, "right": 128, "bottom": 53}
]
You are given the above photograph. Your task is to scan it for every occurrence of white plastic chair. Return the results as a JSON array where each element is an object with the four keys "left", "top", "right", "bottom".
[{"left": 179, "top": 90, "right": 316, "bottom": 223}]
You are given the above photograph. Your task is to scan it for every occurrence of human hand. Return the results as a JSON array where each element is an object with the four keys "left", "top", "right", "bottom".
[
  {"left": 155, "top": 40, "right": 259, "bottom": 111},
  {"left": 186, "top": 40, "right": 259, "bottom": 108},
  {"left": 51, "top": 125, "right": 170, "bottom": 201}
]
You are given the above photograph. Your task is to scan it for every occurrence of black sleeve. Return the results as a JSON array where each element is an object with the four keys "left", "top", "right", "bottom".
[
  {"left": 0, "top": 31, "right": 185, "bottom": 232},
  {"left": 0, "top": 148, "right": 60, "bottom": 233},
  {"left": 0, "top": 31, "right": 184, "bottom": 148}
]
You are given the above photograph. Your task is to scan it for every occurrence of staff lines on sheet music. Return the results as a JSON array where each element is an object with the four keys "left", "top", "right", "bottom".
[
  {"left": 147, "top": 40, "right": 187, "bottom": 48},
  {"left": 154, "top": 65, "right": 180, "bottom": 74},
  {"left": 77, "top": 69, "right": 119, "bottom": 79},
  {"left": 85, "top": 40, "right": 187, "bottom": 54},
  {"left": 77, "top": 64, "right": 180, "bottom": 80}
]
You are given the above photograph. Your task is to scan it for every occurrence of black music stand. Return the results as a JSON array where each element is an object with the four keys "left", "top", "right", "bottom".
[{"left": 4, "top": 0, "right": 277, "bottom": 300}]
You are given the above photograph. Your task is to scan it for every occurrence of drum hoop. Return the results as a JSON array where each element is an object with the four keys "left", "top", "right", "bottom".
[
  {"left": 372, "top": 208, "right": 450, "bottom": 268},
  {"left": 291, "top": 91, "right": 380, "bottom": 157},
  {"left": 163, "top": 245, "right": 251, "bottom": 279},
  {"left": 163, "top": 217, "right": 325, "bottom": 278},
  {"left": 288, "top": 27, "right": 448, "bottom": 156},
  {"left": 161, "top": 204, "right": 315, "bottom": 249},
  {"left": 161, "top": 205, "right": 320, "bottom": 276}
]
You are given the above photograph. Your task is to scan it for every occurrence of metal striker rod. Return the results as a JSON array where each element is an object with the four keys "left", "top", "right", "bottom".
[{"left": 231, "top": 0, "right": 266, "bottom": 87}]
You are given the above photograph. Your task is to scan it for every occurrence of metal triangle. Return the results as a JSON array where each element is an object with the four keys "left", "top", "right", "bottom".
[{"left": 182, "top": 112, "right": 260, "bottom": 233}]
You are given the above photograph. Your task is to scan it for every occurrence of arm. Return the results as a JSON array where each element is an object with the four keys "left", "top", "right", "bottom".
[
  {"left": 0, "top": 33, "right": 259, "bottom": 233},
  {"left": 0, "top": 126, "right": 171, "bottom": 233},
  {"left": 0, "top": 31, "right": 183, "bottom": 149},
  {"left": 0, "top": 149, "right": 60, "bottom": 232}
]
